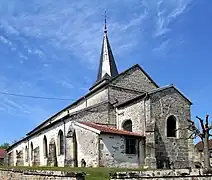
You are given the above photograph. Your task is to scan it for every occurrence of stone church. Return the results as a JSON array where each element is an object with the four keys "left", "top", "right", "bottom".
[{"left": 7, "top": 22, "right": 194, "bottom": 169}]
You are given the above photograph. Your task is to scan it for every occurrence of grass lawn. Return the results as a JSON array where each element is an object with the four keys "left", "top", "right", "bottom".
[{"left": 1, "top": 166, "right": 144, "bottom": 180}]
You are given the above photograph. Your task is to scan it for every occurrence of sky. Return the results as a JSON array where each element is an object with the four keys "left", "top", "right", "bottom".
[{"left": 0, "top": 0, "right": 211, "bottom": 145}]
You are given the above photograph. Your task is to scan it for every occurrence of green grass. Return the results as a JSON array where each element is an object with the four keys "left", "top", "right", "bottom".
[{"left": 0, "top": 166, "right": 145, "bottom": 180}]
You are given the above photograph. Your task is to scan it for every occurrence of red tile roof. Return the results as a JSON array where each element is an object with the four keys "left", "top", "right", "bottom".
[
  {"left": 79, "top": 122, "right": 144, "bottom": 137},
  {"left": 195, "top": 139, "right": 212, "bottom": 152},
  {"left": 0, "top": 149, "right": 6, "bottom": 158}
]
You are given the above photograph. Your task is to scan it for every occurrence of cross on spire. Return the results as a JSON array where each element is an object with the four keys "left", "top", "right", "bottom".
[{"left": 104, "top": 11, "right": 107, "bottom": 33}]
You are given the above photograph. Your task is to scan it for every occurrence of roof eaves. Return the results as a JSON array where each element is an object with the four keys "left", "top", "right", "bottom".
[
  {"left": 148, "top": 85, "right": 192, "bottom": 105},
  {"left": 135, "top": 64, "right": 159, "bottom": 88},
  {"left": 100, "top": 131, "right": 144, "bottom": 137},
  {"left": 109, "top": 64, "right": 159, "bottom": 88},
  {"left": 6, "top": 136, "right": 28, "bottom": 152},
  {"left": 115, "top": 93, "right": 147, "bottom": 108},
  {"left": 74, "top": 122, "right": 101, "bottom": 134},
  {"left": 27, "top": 83, "right": 109, "bottom": 136},
  {"left": 27, "top": 101, "right": 110, "bottom": 137},
  {"left": 89, "top": 76, "right": 110, "bottom": 91}
]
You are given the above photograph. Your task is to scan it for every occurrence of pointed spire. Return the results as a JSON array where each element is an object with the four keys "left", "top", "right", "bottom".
[{"left": 96, "top": 13, "right": 118, "bottom": 82}]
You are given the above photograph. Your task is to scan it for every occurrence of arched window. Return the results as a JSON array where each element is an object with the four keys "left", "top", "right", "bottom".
[
  {"left": 30, "top": 142, "right": 33, "bottom": 160},
  {"left": 122, "top": 120, "right": 132, "bottom": 132},
  {"left": 43, "top": 136, "right": 48, "bottom": 158},
  {"left": 167, "top": 115, "right": 177, "bottom": 137},
  {"left": 25, "top": 146, "right": 28, "bottom": 162},
  {"left": 57, "top": 130, "right": 64, "bottom": 155}
]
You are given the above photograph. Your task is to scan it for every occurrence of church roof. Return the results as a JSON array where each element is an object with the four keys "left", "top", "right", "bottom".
[
  {"left": 79, "top": 122, "right": 144, "bottom": 137},
  {"left": 0, "top": 149, "right": 6, "bottom": 158}
]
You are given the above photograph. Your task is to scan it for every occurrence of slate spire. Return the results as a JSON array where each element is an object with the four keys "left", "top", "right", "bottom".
[{"left": 96, "top": 14, "right": 118, "bottom": 82}]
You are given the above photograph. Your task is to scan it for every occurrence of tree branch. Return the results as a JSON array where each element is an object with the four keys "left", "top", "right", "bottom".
[
  {"left": 206, "top": 114, "right": 209, "bottom": 126},
  {"left": 197, "top": 116, "right": 205, "bottom": 133}
]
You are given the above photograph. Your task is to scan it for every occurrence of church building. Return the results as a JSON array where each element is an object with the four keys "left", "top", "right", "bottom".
[{"left": 7, "top": 22, "right": 194, "bottom": 169}]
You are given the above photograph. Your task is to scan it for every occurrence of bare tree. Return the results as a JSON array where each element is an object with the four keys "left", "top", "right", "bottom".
[{"left": 183, "top": 114, "right": 212, "bottom": 173}]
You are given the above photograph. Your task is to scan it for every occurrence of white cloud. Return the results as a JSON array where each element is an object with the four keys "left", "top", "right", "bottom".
[
  {"left": 0, "top": 0, "right": 194, "bottom": 68},
  {"left": 152, "top": 39, "right": 170, "bottom": 55},
  {"left": 153, "top": 0, "right": 193, "bottom": 37},
  {"left": 0, "top": 0, "right": 195, "bottom": 127},
  {"left": 0, "top": 35, "right": 12, "bottom": 46}
]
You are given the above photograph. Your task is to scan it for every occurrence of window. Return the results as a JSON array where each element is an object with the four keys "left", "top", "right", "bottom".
[
  {"left": 30, "top": 142, "right": 33, "bottom": 160},
  {"left": 210, "top": 151, "right": 212, "bottom": 158},
  {"left": 122, "top": 120, "right": 132, "bottom": 132},
  {"left": 167, "top": 115, "right": 177, "bottom": 137},
  {"left": 58, "top": 130, "right": 64, "bottom": 155},
  {"left": 43, "top": 136, "right": 48, "bottom": 158},
  {"left": 25, "top": 146, "right": 28, "bottom": 162},
  {"left": 125, "top": 137, "right": 136, "bottom": 154}
]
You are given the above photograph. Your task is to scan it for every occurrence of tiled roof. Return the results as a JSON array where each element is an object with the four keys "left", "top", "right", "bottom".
[
  {"left": 0, "top": 149, "right": 6, "bottom": 158},
  {"left": 79, "top": 122, "right": 144, "bottom": 137},
  {"left": 195, "top": 139, "right": 212, "bottom": 152}
]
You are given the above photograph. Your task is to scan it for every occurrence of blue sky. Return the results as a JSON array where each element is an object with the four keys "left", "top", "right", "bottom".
[{"left": 0, "top": 0, "right": 211, "bottom": 144}]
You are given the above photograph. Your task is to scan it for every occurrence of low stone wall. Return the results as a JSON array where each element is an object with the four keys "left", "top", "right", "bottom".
[
  {"left": 110, "top": 169, "right": 212, "bottom": 180},
  {"left": 0, "top": 168, "right": 85, "bottom": 180}
]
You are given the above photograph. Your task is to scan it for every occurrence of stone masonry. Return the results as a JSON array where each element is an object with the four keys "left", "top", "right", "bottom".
[
  {"left": 150, "top": 87, "right": 191, "bottom": 169},
  {"left": 0, "top": 168, "right": 85, "bottom": 180},
  {"left": 110, "top": 169, "right": 212, "bottom": 180}
]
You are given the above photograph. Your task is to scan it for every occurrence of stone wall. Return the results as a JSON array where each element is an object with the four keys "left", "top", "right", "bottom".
[
  {"left": 110, "top": 169, "right": 212, "bottom": 180},
  {"left": 69, "top": 101, "right": 115, "bottom": 125},
  {"left": 111, "top": 65, "right": 158, "bottom": 92},
  {"left": 108, "top": 85, "right": 142, "bottom": 105},
  {"left": 0, "top": 168, "right": 85, "bottom": 180},
  {"left": 117, "top": 99, "right": 145, "bottom": 135},
  {"left": 149, "top": 87, "right": 191, "bottom": 169}
]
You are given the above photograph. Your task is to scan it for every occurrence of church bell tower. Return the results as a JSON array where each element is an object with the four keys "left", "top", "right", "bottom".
[{"left": 96, "top": 15, "right": 119, "bottom": 82}]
